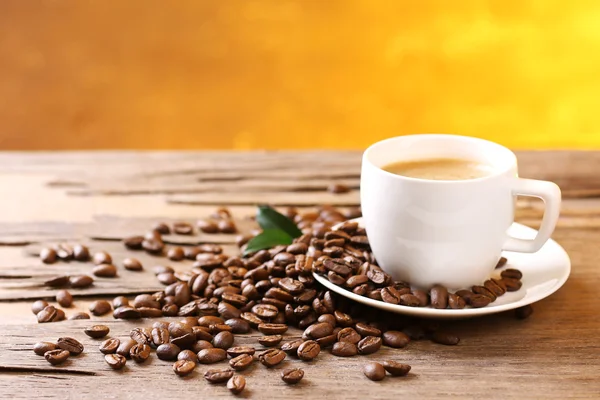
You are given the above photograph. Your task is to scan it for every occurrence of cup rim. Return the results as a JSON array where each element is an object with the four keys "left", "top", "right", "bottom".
[{"left": 363, "top": 134, "right": 517, "bottom": 184}]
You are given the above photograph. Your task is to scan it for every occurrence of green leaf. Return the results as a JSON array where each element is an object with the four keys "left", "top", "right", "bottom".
[
  {"left": 243, "top": 229, "right": 293, "bottom": 256},
  {"left": 256, "top": 205, "right": 302, "bottom": 238}
]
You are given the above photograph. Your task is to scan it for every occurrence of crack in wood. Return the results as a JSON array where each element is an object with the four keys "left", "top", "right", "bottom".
[{"left": 0, "top": 366, "right": 96, "bottom": 376}]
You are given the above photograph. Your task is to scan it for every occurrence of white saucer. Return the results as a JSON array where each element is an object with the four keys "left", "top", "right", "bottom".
[{"left": 313, "top": 219, "right": 571, "bottom": 319}]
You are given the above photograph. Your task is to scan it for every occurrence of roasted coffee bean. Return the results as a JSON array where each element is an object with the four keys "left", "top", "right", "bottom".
[
  {"left": 221, "top": 293, "right": 248, "bottom": 308},
  {"left": 209, "top": 323, "right": 232, "bottom": 335},
  {"left": 225, "top": 318, "right": 251, "bottom": 334},
  {"left": 99, "top": 338, "right": 120, "bottom": 354},
  {"left": 57, "top": 337, "right": 84, "bottom": 355},
  {"left": 265, "top": 287, "right": 294, "bottom": 303},
  {"left": 279, "top": 339, "right": 303, "bottom": 356},
  {"left": 143, "top": 238, "right": 164, "bottom": 254},
  {"left": 325, "top": 238, "right": 345, "bottom": 248},
  {"left": 204, "top": 368, "right": 234, "bottom": 383},
  {"left": 448, "top": 293, "right": 467, "bottom": 309},
  {"left": 327, "top": 271, "right": 346, "bottom": 285},
  {"left": 430, "top": 285, "right": 449, "bottom": 309},
  {"left": 133, "top": 294, "right": 160, "bottom": 309},
  {"left": 496, "top": 256, "right": 508, "bottom": 268},
  {"left": 169, "top": 322, "right": 193, "bottom": 338},
  {"left": 130, "top": 327, "right": 152, "bottom": 345},
  {"left": 124, "top": 235, "right": 144, "bottom": 250},
  {"left": 69, "top": 312, "right": 91, "bottom": 320},
  {"left": 139, "top": 307, "right": 163, "bottom": 318},
  {"left": 383, "top": 361, "right": 411, "bottom": 376},
  {"left": 33, "top": 342, "right": 57, "bottom": 356},
  {"left": 252, "top": 304, "right": 278, "bottom": 319},
  {"left": 281, "top": 368, "right": 304, "bottom": 384},
  {"left": 484, "top": 279, "right": 506, "bottom": 296},
  {"left": 171, "top": 333, "right": 196, "bottom": 349},
  {"left": 69, "top": 274, "right": 94, "bottom": 288},
  {"left": 151, "top": 222, "right": 170, "bottom": 234},
  {"left": 502, "top": 278, "right": 523, "bottom": 292},
  {"left": 382, "top": 331, "right": 410, "bottom": 348},
  {"left": 152, "top": 327, "right": 170, "bottom": 346},
  {"left": 112, "top": 296, "right": 129, "bottom": 309},
  {"left": 155, "top": 343, "right": 180, "bottom": 360},
  {"left": 153, "top": 321, "right": 170, "bottom": 330},
  {"left": 472, "top": 285, "right": 497, "bottom": 301},
  {"left": 381, "top": 286, "right": 402, "bottom": 304},
  {"left": 105, "top": 353, "right": 127, "bottom": 370},
  {"left": 469, "top": 294, "right": 492, "bottom": 308},
  {"left": 346, "top": 275, "right": 369, "bottom": 289},
  {"left": 410, "top": 289, "right": 429, "bottom": 306},
  {"left": 355, "top": 323, "right": 382, "bottom": 337},
  {"left": 197, "top": 220, "right": 218, "bottom": 233},
  {"left": 297, "top": 340, "right": 320, "bottom": 361},
  {"left": 89, "top": 300, "right": 112, "bottom": 316},
  {"left": 163, "top": 304, "right": 179, "bottom": 316},
  {"left": 337, "top": 327, "right": 361, "bottom": 344},
  {"left": 93, "top": 251, "right": 112, "bottom": 265},
  {"left": 123, "top": 258, "right": 143, "bottom": 271},
  {"left": 37, "top": 306, "right": 58, "bottom": 323},
  {"left": 315, "top": 333, "right": 336, "bottom": 349},
  {"left": 331, "top": 341, "right": 358, "bottom": 357},
  {"left": 304, "top": 322, "right": 334, "bottom": 339},
  {"left": 363, "top": 362, "right": 386, "bottom": 381},
  {"left": 40, "top": 248, "right": 58, "bottom": 264},
  {"left": 54, "top": 308, "right": 66, "bottom": 321},
  {"left": 45, "top": 349, "right": 70, "bottom": 365},
  {"left": 130, "top": 343, "right": 151, "bottom": 363},
  {"left": 173, "top": 222, "right": 194, "bottom": 235},
  {"left": 258, "top": 348, "right": 286, "bottom": 367},
  {"left": 55, "top": 290, "right": 73, "bottom": 308},
  {"left": 357, "top": 336, "right": 382, "bottom": 355},
  {"left": 317, "top": 313, "right": 336, "bottom": 327},
  {"left": 366, "top": 268, "right": 387, "bottom": 285},
  {"left": 53, "top": 243, "right": 74, "bottom": 260},
  {"left": 323, "top": 259, "right": 351, "bottom": 276},
  {"left": 402, "top": 325, "right": 425, "bottom": 340},
  {"left": 258, "top": 335, "right": 282, "bottom": 347},
  {"left": 167, "top": 247, "right": 185, "bottom": 261},
  {"left": 116, "top": 338, "right": 136, "bottom": 358},
  {"left": 173, "top": 359, "right": 196, "bottom": 377},
  {"left": 213, "top": 331, "right": 234, "bottom": 349},
  {"left": 333, "top": 310, "right": 353, "bottom": 327},
  {"left": 31, "top": 300, "right": 49, "bottom": 315},
  {"left": 515, "top": 304, "right": 534, "bottom": 319},
  {"left": 198, "top": 348, "right": 227, "bottom": 364},
  {"left": 177, "top": 349, "right": 198, "bottom": 364},
  {"left": 287, "top": 242, "right": 308, "bottom": 255},
  {"left": 192, "top": 340, "right": 213, "bottom": 353},
  {"left": 432, "top": 331, "right": 460, "bottom": 345},
  {"left": 84, "top": 325, "right": 110, "bottom": 339},
  {"left": 93, "top": 263, "right": 118, "bottom": 278},
  {"left": 227, "top": 375, "right": 246, "bottom": 395},
  {"left": 72, "top": 244, "right": 90, "bottom": 261},
  {"left": 258, "top": 323, "right": 288, "bottom": 335},
  {"left": 113, "top": 306, "right": 141, "bottom": 319},
  {"left": 226, "top": 346, "right": 255, "bottom": 358},
  {"left": 229, "top": 354, "right": 253, "bottom": 371},
  {"left": 217, "top": 220, "right": 237, "bottom": 234},
  {"left": 501, "top": 268, "right": 522, "bottom": 280},
  {"left": 44, "top": 275, "right": 70, "bottom": 288},
  {"left": 240, "top": 312, "right": 263, "bottom": 328}
]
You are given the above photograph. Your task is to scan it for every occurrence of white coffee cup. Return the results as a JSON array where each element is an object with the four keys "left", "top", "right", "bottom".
[{"left": 360, "top": 134, "right": 561, "bottom": 289}]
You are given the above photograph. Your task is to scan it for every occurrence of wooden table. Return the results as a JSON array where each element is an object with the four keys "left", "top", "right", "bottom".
[{"left": 0, "top": 151, "right": 598, "bottom": 399}]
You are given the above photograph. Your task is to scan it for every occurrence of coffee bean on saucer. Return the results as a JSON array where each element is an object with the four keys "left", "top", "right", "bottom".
[
  {"left": 472, "top": 285, "right": 497, "bottom": 302},
  {"left": 399, "top": 294, "right": 421, "bottom": 307},
  {"left": 495, "top": 257, "right": 508, "bottom": 268},
  {"left": 448, "top": 293, "right": 466, "bottom": 309},
  {"left": 430, "top": 285, "right": 448, "bottom": 309},
  {"left": 501, "top": 268, "right": 522, "bottom": 280},
  {"left": 502, "top": 278, "right": 523, "bottom": 292},
  {"left": 469, "top": 294, "right": 492, "bottom": 308},
  {"left": 484, "top": 279, "right": 506, "bottom": 296},
  {"left": 363, "top": 362, "right": 386, "bottom": 381}
]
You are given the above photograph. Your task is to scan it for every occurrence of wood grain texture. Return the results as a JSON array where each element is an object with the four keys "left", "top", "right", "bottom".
[{"left": 0, "top": 151, "right": 599, "bottom": 399}]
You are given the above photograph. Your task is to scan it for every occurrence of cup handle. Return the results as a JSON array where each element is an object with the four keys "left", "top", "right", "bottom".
[{"left": 502, "top": 178, "right": 562, "bottom": 253}]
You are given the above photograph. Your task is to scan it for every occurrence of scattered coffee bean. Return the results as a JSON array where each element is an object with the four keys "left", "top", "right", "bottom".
[
  {"left": 99, "top": 338, "right": 120, "bottom": 354},
  {"left": 116, "top": 338, "right": 136, "bottom": 358},
  {"left": 258, "top": 335, "right": 282, "bottom": 347},
  {"left": 383, "top": 361, "right": 411, "bottom": 376},
  {"left": 173, "top": 360, "right": 196, "bottom": 377},
  {"left": 105, "top": 353, "right": 127, "bottom": 370},
  {"left": 280, "top": 339, "right": 304, "bottom": 355},
  {"left": 197, "top": 220, "right": 218, "bottom": 234},
  {"left": 112, "top": 296, "right": 129, "bottom": 308},
  {"left": 227, "top": 375, "right": 246, "bottom": 395},
  {"left": 173, "top": 222, "right": 194, "bottom": 235},
  {"left": 123, "top": 258, "right": 143, "bottom": 271},
  {"left": 382, "top": 331, "right": 410, "bottom": 348},
  {"left": 431, "top": 331, "right": 460, "bottom": 346},
  {"left": 167, "top": 247, "right": 185, "bottom": 261},
  {"left": 177, "top": 350, "right": 198, "bottom": 364},
  {"left": 226, "top": 346, "right": 255, "bottom": 358},
  {"left": 69, "top": 275, "right": 94, "bottom": 288},
  {"left": 33, "top": 341, "right": 57, "bottom": 356},
  {"left": 213, "top": 331, "right": 234, "bottom": 349},
  {"left": 258, "top": 348, "right": 286, "bottom": 367},
  {"left": 73, "top": 244, "right": 90, "bottom": 261},
  {"left": 297, "top": 340, "right": 320, "bottom": 361},
  {"left": 124, "top": 235, "right": 144, "bottom": 250},
  {"left": 37, "top": 306, "right": 58, "bottom": 323},
  {"left": 363, "top": 362, "right": 386, "bottom": 381},
  {"left": 258, "top": 323, "right": 288, "bottom": 335},
  {"left": 331, "top": 341, "right": 358, "bottom": 357},
  {"left": 197, "top": 348, "right": 227, "bottom": 364},
  {"left": 31, "top": 300, "right": 49, "bottom": 315},
  {"left": 40, "top": 248, "right": 57, "bottom": 264},
  {"left": 225, "top": 318, "right": 251, "bottom": 334},
  {"left": 229, "top": 354, "right": 253, "bottom": 371},
  {"left": 337, "top": 327, "right": 362, "bottom": 344},
  {"left": 93, "top": 251, "right": 112, "bottom": 265},
  {"left": 44, "top": 275, "right": 70, "bottom": 288},
  {"left": 130, "top": 343, "right": 151, "bottom": 363},
  {"left": 357, "top": 336, "right": 382, "bottom": 354},
  {"left": 354, "top": 323, "right": 381, "bottom": 337},
  {"left": 156, "top": 343, "right": 181, "bottom": 361},
  {"left": 69, "top": 312, "right": 91, "bottom": 320},
  {"left": 57, "top": 337, "right": 84, "bottom": 355},
  {"left": 89, "top": 300, "right": 112, "bottom": 316},
  {"left": 515, "top": 304, "right": 534, "bottom": 319},
  {"left": 93, "top": 263, "right": 118, "bottom": 278},
  {"left": 45, "top": 349, "right": 70, "bottom": 365},
  {"left": 84, "top": 325, "right": 110, "bottom": 339},
  {"left": 204, "top": 368, "right": 234, "bottom": 384},
  {"left": 143, "top": 238, "right": 164, "bottom": 254},
  {"left": 217, "top": 220, "right": 237, "bottom": 234},
  {"left": 113, "top": 306, "right": 141, "bottom": 320},
  {"left": 281, "top": 368, "right": 305, "bottom": 384},
  {"left": 56, "top": 290, "right": 73, "bottom": 308}
]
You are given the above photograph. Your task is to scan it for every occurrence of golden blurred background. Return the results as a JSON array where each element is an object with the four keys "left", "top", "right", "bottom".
[{"left": 1, "top": 0, "right": 599, "bottom": 150}]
